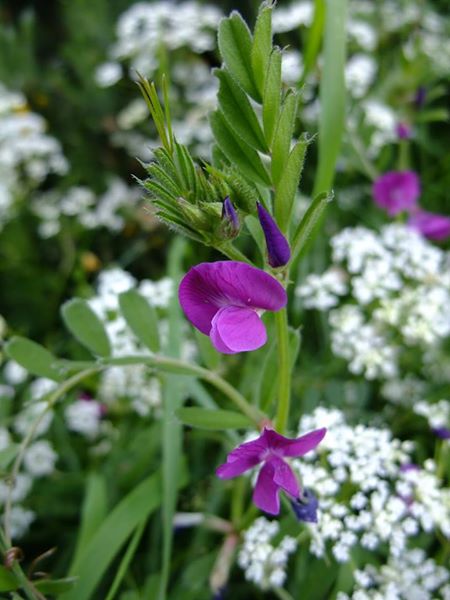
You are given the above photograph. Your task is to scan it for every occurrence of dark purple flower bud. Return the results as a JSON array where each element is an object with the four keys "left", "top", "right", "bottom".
[
  {"left": 432, "top": 427, "right": 450, "bottom": 440},
  {"left": 256, "top": 202, "right": 291, "bottom": 268},
  {"left": 414, "top": 86, "right": 426, "bottom": 109},
  {"left": 408, "top": 210, "right": 450, "bottom": 241},
  {"left": 221, "top": 196, "right": 239, "bottom": 233},
  {"left": 396, "top": 122, "right": 412, "bottom": 140},
  {"left": 291, "top": 488, "right": 319, "bottom": 523}
]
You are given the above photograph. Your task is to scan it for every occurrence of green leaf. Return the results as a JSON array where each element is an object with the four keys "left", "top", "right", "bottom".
[
  {"left": 312, "top": 0, "right": 348, "bottom": 195},
  {"left": 291, "top": 191, "right": 334, "bottom": 260},
  {"left": 5, "top": 336, "right": 62, "bottom": 381},
  {"left": 301, "top": 0, "right": 325, "bottom": 84},
  {"left": 63, "top": 470, "right": 187, "bottom": 600},
  {"left": 274, "top": 134, "right": 309, "bottom": 232},
  {"left": 218, "top": 12, "right": 259, "bottom": 101},
  {"left": 210, "top": 110, "right": 271, "bottom": 188},
  {"left": 263, "top": 48, "right": 282, "bottom": 146},
  {"left": 159, "top": 237, "right": 188, "bottom": 600},
  {"left": 119, "top": 290, "right": 160, "bottom": 353},
  {"left": 176, "top": 407, "right": 252, "bottom": 430},
  {"left": 271, "top": 91, "right": 299, "bottom": 186},
  {"left": 215, "top": 68, "right": 267, "bottom": 153},
  {"left": 69, "top": 472, "right": 108, "bottom": 572},
  {"left": 35, "top": 578, "right": 78, "bottom": 594},
  {"left": 0, "top": 444, "right": 20, "bottom": 470},
  {"left": 61, "top": 299, "right": 111, "bottom": 357},
  {"left": 0, "top": 566, "right": 19, "bottom": 592},
  {"left": 104, "top": 520, "right": 146, "bottom": 600},
  {"left": 251, "top": 2, "right": 273, "bottom": 96}
]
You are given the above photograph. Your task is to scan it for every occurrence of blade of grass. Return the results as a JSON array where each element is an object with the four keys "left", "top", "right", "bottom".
[
  {"left": 159, "top": 237, "right": 187, "bottom": 600},
  {"left": 312, "top": 0, "right": 348, "bottom": 196},
  {"left": 104, "top": 519, "right": 147, "bottom": 600}
]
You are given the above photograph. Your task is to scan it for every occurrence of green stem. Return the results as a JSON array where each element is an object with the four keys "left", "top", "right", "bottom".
[
  {"left": 274, "top": 308, "right": 291, "bottom": 433},
  {"left": 3, "top": 368, "right": 100, "bottom": 544},
  {"left": 0, "top": 530, "right": 43, "bottom": 600},
  {"left": 105, "top": 355, "right": 264, "bottom": 425},
  {"left": 216, "top": 242, "right": 252, "bottom": 264}
]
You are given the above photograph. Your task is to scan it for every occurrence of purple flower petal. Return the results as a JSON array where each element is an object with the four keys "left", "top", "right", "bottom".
[
  {"left": 408, "top": 210, "right": 450, "bottom": 241},
  {"left": 263, "top": 427, "right": 327, "bottom": 457},
  {"left": 179, "top": 261, "right": 287, "bottom": 338},
  {"left": 256, "top": 202, "right": 291, "bottom": 268},
  {"left": 270, "top": 456, "right": 300, "bottom": 498},
  {"left": 253, "top": 461, "right": 280, "bottom": 515},
  {"left": 396, "top": 122, "right": 412, "bottom": 140},
  {"left": 210, "top": 306, "right": 267, "bottom": 353},
  {"left": 372, "top": 171, "right": 420, "bottom": 216},
  {"left": 216, "top": 435, "right": 268, "bottom": 479}
]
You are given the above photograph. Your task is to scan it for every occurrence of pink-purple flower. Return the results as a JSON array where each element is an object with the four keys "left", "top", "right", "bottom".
[
  {"left": 216, "top": 427, "right": 326, "bottom": 514},
  {"left": 179, "top": 261, "right": 287, "bottom": 354},
  {"left": 372, "top": 170, "right": 420, "bottom": 216},
  {"left": 408, "top": 210, "right": 450, "bottom": 241}
]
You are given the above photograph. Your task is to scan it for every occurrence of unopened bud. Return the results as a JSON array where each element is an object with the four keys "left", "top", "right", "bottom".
[{"left": 256, "top": 202, "right": 291, "bottom": 268}]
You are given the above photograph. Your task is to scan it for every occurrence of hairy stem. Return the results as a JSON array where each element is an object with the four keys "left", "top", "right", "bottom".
[{"left": 274, "top": 308, "right": 291, "bottom": 433}]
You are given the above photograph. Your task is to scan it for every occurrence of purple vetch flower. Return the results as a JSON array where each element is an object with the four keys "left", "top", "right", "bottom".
[
  {"left": 179, "top": 261, "right": 287, "bottom": 354},
  {"left": 216, "top": 427, "right": 326, "bottom": 514},
  {"left": 432, "top": 427, "right": 450, "bottom": 440},
  {"left": 256, "top": 202, "right": 291, "bottom": 268},
  {"left": 221, "top": 196, "right": 239, "bottom": 235},
  {"left": 414, "top": 86, "right": 426, "bottom": 109},
  {"left": 372, "top": 171, "right": 420, "bottom": 216},
  {"left": 291, "top": 488, "right": 319, "bottom": 523},
  {"left": 408, "top": 210, "right": 450, "bottom": 241},
  {"left": 396, "top": 122, "right": 412, "bottom": 140}
]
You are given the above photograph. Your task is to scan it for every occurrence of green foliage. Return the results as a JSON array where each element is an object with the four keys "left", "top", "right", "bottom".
[
  {"left": 119, "top": 290, "right": 160, "bottom": 353},
  {"left": 61, "top": 299, "right": 111, "bottom": 357},
  {"left": 176, "top": 407, "right": 253, "bottom": 430},
  {"left": 5, "top": 336, "right": 62, "bottom": 381},
  {"left": 218, "top": 12, "right": 259, "bottom": 101},
  {"left": 251, "top": 2, "right": 273, "bottom": 97},
  {"left": 0, "top": 565, "right": 19, "bottom": 592}
]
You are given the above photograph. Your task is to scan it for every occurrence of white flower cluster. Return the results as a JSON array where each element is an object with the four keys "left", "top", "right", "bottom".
[
  {"left": 65, "top": 398, "right": 103, "bottom": 439},
  {"left": 272, "top": 1, "right": 313, "bottom": 33},
  {"left": 32, "top": 178, "right": 141, "bottom": 238},
  {"left": 345, "top": 54, "right": 377, "bottom": 98},
  {"left": 238, "top": 517, "right": 297, "bottom": 590},
  {"left": 293, "top": 407, "right": 450, "bottom": 562},
  {"left": 0, "top": 375, "right": 59, "bottom": 539},
  {"left": 338, "top": 549, "right": 450, "bottom": 600},
  {"left": 296, "top": 224, "right": 450, "bottom": 380},
  {"left": 0, "top": 83, "right": 68, "bottom": 230},
  {"left": 87, "top": 267, "right": 177, "bottom": 415},
  {"left": 96, "top": 1, "right": 221, "bottom": 85},
  {"left": 415, "top": 399, "right": 450, "bottom": 431}
]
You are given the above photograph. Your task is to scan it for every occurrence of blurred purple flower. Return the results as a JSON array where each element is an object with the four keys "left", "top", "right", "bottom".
[
  {"left": 256, "top": 202, "right": 291, "bottom": 268},
  {"left": 372, "top": 171, "right": 420, "bottom": 216},
  {"left": 221, "top": 196, "right": 239, "bottom": 235},
  {"left": 396, "top": 122, "right": 412, "bottom": 140},
  {"left": 432, "top": 427, "right": 450, "bottom": 440},
  {"left": 291, "top": 488, "right": 319, "bottom": 523},
  {"left": 179, "top": 261, "right": 287, "bottom": 354},
  {"left": 216, "top": 427, "right": 326, "bottom": 514},
  {"left": 408, "top": 210, "right": 450, "bottom": 241},
  {"left": 414, "top": 86, "right": 426, "bottom": 109}
]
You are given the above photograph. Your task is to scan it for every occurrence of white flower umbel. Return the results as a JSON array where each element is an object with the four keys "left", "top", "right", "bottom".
[
  {"left": 238, "top": 517, "right": 297, "bottom": 591},
  {"left": 345, "top": 54, "right": 377, "bottom": 98},
  {"left": 415, "top": 399, "right": 450, "bottom": 430},
  {"left": 272, "top": 1, "right": 313, "bottom": 33},
  {"left": 0, "top": 83, "right": 68, "bottom": 230},
  {"left": 23, "top": 440, "right": 57, "bottom": 477},
  {"left": 14, "top": 399, "right": 54, "bottom": 438},
  {"left": 296, "top": 224, "right": 450, "bottom": 381},
  {"left": 338, "top": 549, "right": 449, "bottom": 600},
  {"left": 293, "top": 407, "right": 450, "bottom": 562},
  {"left": 65, "top": 399, "right": 103, "bottom": 439},
  {"left": 5, "top": 506, "right": 35, "bottom": 540}
]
